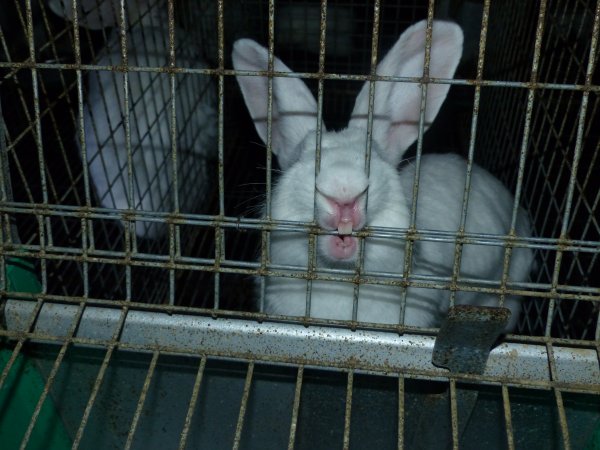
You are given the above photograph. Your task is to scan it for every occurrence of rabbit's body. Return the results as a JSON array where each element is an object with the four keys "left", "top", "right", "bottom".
[
  {"left": 400, "top": 153, "right": 532, "bottom": 329},
  {"left": 233, "top": 20, "right": 533, "bottom": 329},
  {"left": 266, "top": 144, "right": 532, "bottom": 328},
  {"left": 82, "top": 3, "right": 216, "bottom": 239}
]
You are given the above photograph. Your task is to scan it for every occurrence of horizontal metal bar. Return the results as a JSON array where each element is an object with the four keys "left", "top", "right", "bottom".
[
  {"left": 3, "top": 300, "right": 599, "bottom": 391},
  {"left": 0, "top": 292, "right": 593, "bottom": 346},
  {"left": 2, "top": 202, "right": 598, "bottom": 252},
  {"left": 1, "top": 60, "right": 600, "bottom": 92},
  {"left": 2, "top": 262, "right": 598, "bottom": 305}
]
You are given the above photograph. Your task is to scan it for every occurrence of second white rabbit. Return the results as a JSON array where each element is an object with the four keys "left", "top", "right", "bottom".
[{"left": 81, "top": 1, "right": 217, "bottom": 239}]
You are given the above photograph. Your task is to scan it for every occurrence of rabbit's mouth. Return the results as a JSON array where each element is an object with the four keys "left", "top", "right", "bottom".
[{"left": 324, "top": 234, "right": 358, "bottom": 261}]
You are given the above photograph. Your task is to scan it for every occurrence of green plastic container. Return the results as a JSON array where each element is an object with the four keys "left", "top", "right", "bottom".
[{"left": 0, "top": 257, "right": 71, "bottom": 449}]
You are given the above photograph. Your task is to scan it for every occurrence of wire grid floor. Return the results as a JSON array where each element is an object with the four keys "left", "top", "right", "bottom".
[{"left": 0, "top": 340, "right": 596, "bottom": 450}]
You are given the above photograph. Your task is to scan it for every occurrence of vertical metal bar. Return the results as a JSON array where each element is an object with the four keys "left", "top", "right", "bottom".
[
  {"left": 547, "top": 0, "right": 600, "bottom": 337},
  {"left": 363, "top": 0, "right": 382, "bottom": 176},
  {"left": 232, "top": 361, "right": 255, "bottom": 450},
  {"left": 213, "top": 225, "right": 222, "bottom": 310},
  {"left": 264, "top": 0, "right": 275, "bottom": 221},
  {"left": 306, "top": 0, "right": 328, "bottom": 321},
  {"left": 124, "top": 350, "right": 160, "bottom": 450},
  {"left": 501, "top": 385, "right": 515, "bottom": 450},
  {"left": 67, "top": 0, "right": 96, "bottom": 289},
  {"left": 169, "top": 223, "right": 176, "bottom": 306},
  {"left": 22, "top": 0, "right": 47, "bottom": 295},
  {"left": 118, "top": 2, "right": 132, "bottom": 211},
  {"left": 505, "top": 0, "right": 547, "bottom": 334},
  {"left": 178, "top": 357, "right": 208, "bottom": 450},
  {"left": 72, "top": 0, "right": 91, "bottom": 308},
  {"left": 0, "top": 300, "right": 44, "bottom": 436},
  {"left": 258, "top": 0, "right": 277, "bottom": 313},
  {"left": 400, "top": 1, "right": 438, "bottom": 322},
  {"left": 19, "top": 302, "right": 88, "bottom": 449},
  {"left": 19, "top": 342, "right": 71, "bottom": 450},
  {"left": 24, "top": 0, "right": 52, "bottom": 242},
  {"left": 70, "top": 345, "right": 116, "bottom": 450},
  {"left": 0, "top": 342, "right": 25, "bottom": 392},
  {"left": 342, "top": 370, "right": 354, "bottom": 450},
  {"left": 215, "top": 0, "right": 225, "bottom": 218},
  {"left": 167, "top": 0, "right": 179, "bottom": 216},
  {"left": 449, "top": 380, "right": 459, "bottom": 450},
  {"left": 349, "top": 0, "right": 381, "bottom": 324},
  {"left": 71, "top": 306, "right": 130, "bottom": 448},
  {"left": 213, "top": 0, "right": 226, "bottom": 310},
  {"left": 119, "top": 0, "right": 137, "bottom": 278},
  {"left": 287, "top": 366, "right": 304, "bottom": 450},
  {"left": 554, "top": 388, "right": 571, "bottom": 450},
  {"left": 33, "top": 10, "right": 81, "bottom": 210},
  {"left": 360, "top": 0, "right": 381, "bottom": 321},
  {"left": 125, "top": 227, "right": 133, "bottom": 302},
  {"left": 397, "top": 375, "right": 405, "bottom": 450},
  {"left": 166, "top": 0, "right": 177, "bottom": 308},
  {"left": 546, "top": 342, "right": 572, "bottom": 449},
  {"left": 0, "top": 295, "right": 45, "bottom": 393},
  {"left": 305, "top": 233, "right": 317, "bottom": 318},
  {"left": 449, "top": 0, "right": 491, "bottom": 306},
  {"left": 0, "top": 97, "right": 12, "bottom": 305},
  {"left": 80, "top": 216, "right": 90, "bottom": 303},
  {"left": 524, "top": 0, "right": 584, "bottom": 246},
  {"left": 500, "top": 0, "right": 545, "bottom": 316},
  {"left": 510, "top": 0, "right": 547, "bottom": 232},
  {"left": 410, "top": 0, "right": 436, "bottom": 231},
  {"left": 115, "top": 0, "right": 137, "bottom": 299}
]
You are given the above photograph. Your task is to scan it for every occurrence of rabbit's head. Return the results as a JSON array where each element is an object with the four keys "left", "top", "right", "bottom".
[{"left": 233, "top": 20, "right": 463, "bottom": 265}]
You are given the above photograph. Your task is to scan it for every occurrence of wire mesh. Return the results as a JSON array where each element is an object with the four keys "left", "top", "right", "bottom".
[{"left": 1, "top": 0, "right": 599, "bottom": 449}]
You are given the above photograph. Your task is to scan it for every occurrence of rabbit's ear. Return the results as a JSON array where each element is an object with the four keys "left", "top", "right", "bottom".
[
  {"left": 349, "top": 20, "right": 463, "bottom": 166},
  {"left": 232, "top": 39, "right": 321, "bottom": 169}
]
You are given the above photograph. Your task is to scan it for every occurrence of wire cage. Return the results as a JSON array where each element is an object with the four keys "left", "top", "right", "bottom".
[{"left": 0, "top": 0, "right": 599, "bottom": 449}]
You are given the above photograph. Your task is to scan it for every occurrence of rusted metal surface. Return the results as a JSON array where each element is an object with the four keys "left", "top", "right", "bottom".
[
  {"left": 501, "top": 385, "right": 516, "bottom": 450},
  {"left": 397, "top": 376, "right": 405, "bottom": 450},
  {"left": 342, "top": 370, "right": 354, "bottom": 450},
  {"left": 124, "top": 350, "right": 160, "bottom": 450},
  {"left": 4, "top": 299, "right": 599, "bottom": 391},
  {"left": 177, "top": 356, "right": 206, "bottom": 450},
  {"left": 432, "top": 305, "right": 510, "bottom": 374},
  {"left": 232, "top": 361, "right": 254, "bottom": 450},
  {"left": 287, "top": 366, "right": 304, "bottom": 450},
  {"left": 415, "top": 305, "right": 512, "bottom": 449}
]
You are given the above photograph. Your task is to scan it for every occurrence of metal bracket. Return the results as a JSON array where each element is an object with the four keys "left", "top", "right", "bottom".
[
  {"left": 432, "top": 305, "right": 511, "bottom": 373},
  {"left": 411, "top": 305, "right": 511, "bottom": 449}
]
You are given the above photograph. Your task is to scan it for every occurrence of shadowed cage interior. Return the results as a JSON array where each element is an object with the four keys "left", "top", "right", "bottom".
[{"left": 0, "top": 0, "right": 599, "bottom": 449}]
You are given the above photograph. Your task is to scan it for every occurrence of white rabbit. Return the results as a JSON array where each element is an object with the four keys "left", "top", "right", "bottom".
[
  {"left": 232, "top": 20, "right": 533, "bottom": 329},
  {"left": 81, "top": 1, "right": 217, "bottom": 239},
  {"left": 47, "top": 0, "right": 141, "bottom": 29}
]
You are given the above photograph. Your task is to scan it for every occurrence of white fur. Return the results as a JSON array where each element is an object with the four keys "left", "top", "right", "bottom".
[
  {"left": 232, "top": 20, "right": 533, "bottom": 329},
  {"left": 48, "top": 0, "right": 147, "bottom": 30},
  {"left": 81, "top": 2, "right": 217, "bottom": 239}
]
